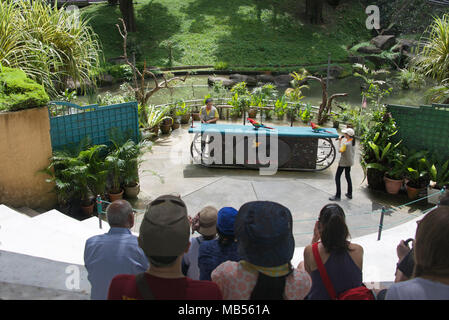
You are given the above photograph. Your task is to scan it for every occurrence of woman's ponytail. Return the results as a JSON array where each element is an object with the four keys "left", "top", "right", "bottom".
[{"left": 319, "top": 204, "right": 350, "bottom": 253}]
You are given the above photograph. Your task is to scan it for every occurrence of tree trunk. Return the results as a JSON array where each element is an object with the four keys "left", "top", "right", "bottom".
[
  {"left": 306, "top": 0, "right": 324, "bottom": 24},
  {"left": 119, "top": 0, "right": 136, "bottom": 32}
]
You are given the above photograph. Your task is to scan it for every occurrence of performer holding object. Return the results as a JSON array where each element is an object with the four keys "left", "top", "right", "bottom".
[{"left": 329, "top": 128, "right": 355, "bottom": 201}]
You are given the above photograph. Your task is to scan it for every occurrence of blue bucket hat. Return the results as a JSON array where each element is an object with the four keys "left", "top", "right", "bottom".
[
  {"left": 216, "top": 207, "right": 238, "bottom": 236},
  {"left": 235, "top": 201, "right": 295, "bottom": 268}
]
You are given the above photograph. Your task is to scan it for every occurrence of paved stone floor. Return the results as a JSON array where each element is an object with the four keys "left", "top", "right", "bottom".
[{"left": 129, "top": 122, "right": 433, "bottom": 248}]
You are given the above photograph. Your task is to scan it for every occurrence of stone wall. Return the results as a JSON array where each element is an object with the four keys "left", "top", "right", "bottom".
[{"left": 0, "top": 107, "right": 56, "bottom": 209}]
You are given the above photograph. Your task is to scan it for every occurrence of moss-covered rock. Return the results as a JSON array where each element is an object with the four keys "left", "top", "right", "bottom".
[{"left": 0, "top": 67, "right": 49, "bottom": 112}]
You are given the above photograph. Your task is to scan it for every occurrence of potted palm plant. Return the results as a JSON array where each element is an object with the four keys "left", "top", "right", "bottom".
[
  {"left": 82, "top": 145, "right": 109, "bottom": 202},
  {"left": 121, "top": 140, "right": 149, "bottom": 198},
  {"left": 105, "top": 144, "right": 125, "bottom": 202}
]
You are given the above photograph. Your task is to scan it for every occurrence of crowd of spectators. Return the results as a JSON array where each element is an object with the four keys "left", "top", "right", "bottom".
[{"left": 83, "top": 194, "right": 449, "bottom": 300}]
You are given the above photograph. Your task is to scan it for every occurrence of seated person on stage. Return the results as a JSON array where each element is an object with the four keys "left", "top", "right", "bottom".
[{"left": 200, "top": 98, "right": 219, "bottom": 124}]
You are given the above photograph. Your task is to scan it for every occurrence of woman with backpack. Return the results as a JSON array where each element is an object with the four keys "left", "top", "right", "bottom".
[{"left": 303, "top": 203, "right": 369, "bottom": 300}]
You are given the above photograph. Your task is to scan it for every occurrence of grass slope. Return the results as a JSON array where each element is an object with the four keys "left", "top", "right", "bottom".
[{"left": 82, "top": 0, "right": 371, "bottom": 69}]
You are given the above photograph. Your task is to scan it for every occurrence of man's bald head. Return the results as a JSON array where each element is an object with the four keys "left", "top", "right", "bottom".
[{"left": 106, "top": 200, "right": 134, "bottom": 228}]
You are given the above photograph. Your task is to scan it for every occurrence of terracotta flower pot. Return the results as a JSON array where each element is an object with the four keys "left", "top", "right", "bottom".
[
  {"left": 192, "top": 113, "right": 201, "bottom": 121},
  {"left": 150, "top": 125, "right": 159, "bottom": 135},
  {"left": 406, "top": 183, "right": 422, "bottom": 200},
  {"left": 160, "top": 124, "right": 171, "bottom": 134},
  {"left": 109, "top": 189, "right": 124, "bottom": 202},
  {"left": 384, "top": 176, "right": 403, "bottom": 195},
  {"left": 181, "top": 113, "right": 190, "bottom": 124},
  {"left": 367, "top": 168, "right": 386, "bottom": 191},
  {"left": 172, "top": 122, "right": 180, "bottom": 130},
  {"left": 81, "top": 202, "right": 95, "bottom": 216},
  {"left": 125, "top": 183, "right": 140, "bottom": 199}
]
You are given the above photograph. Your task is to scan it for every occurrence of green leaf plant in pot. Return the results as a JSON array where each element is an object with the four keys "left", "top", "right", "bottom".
[
  {"left": 360, "top": 109, "right": 401, "bottom": 191},
  {"left": 274, "top": 96, "right": 288, "bottom": 120},
  {"left": 147, "top": 105, "right": 170, "bottom": 136},
  {"left": 427, "top": 157, "right": 449, "bottom": 205},
  {"left": 160, "top": 116, "right": 173, "bottom": 134},
  {"left": 230, "top": 82, "right": 251, "bottom": 125},
  {"left": 383, "top": 150, "right": 406, "bottom": 195},
  {"left": 404, "top": 150, "right": 431, "bottom": 200},
  {"left": 175, "top": 100, "right": 190, "bottom": 124},
  {"left": 331, "top": 112, "right": 340, "bottom": 129}
]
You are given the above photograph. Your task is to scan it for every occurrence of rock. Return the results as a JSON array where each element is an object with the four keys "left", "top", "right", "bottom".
[
  {"left": 348, "top": 55, "right": 365, "bottom": 64},
  {"left": 274, "top": 74, "right": 294, "bottom": 87},
  {"left": 207, "top": 76, "right": 237, "bottom": 88},
  {"left": 357, "top": 45, "right": 382, "bottom": 55},
  {"left": 365, "top": 55, "right": 390, "bottom": 68},
  {"left": 371, "top": 35, "right": 396, "bottom": 50},
  {"left": 318, "top": 66, "right": 345, "bottom": 79},
  {"left": 99, "top": 73, "right": 114, "bottom": 86},
  {"left": 65, "top": 77, "right": 93, "bottom": 94},
  {"left": 229, "top": 74, "right": 257, "bottom": 86},
  {"left": 392, "top": 39, "right": 419, "bottom": 53},
  {"left": 256, "top": 74, "right": 275, "bottom": 84},
  {"left": 401, "top": 50, "right": 416, "bottom": 61}
]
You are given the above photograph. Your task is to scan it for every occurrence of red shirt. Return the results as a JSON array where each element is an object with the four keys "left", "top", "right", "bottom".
[{"left": 107, "top": 273, "right": 223, "bottom": 300}]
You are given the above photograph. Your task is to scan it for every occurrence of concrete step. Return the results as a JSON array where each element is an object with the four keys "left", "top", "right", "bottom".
[
  {"left": 0, "top": 250, "right": 90, "bottom": 300},
  {"left": 12, "top": 206, "right": 44, "bottom": 218},
  {"left": 0, "top": 281, "right": 89, "bottom": 300},
  {"left": 80, "top": 215, "right": 110, "bottom": 230},
  {"left": 1, "top": 209, "right": 109, "bottom": 265},
  {"left": 0, "top": 204, "right": 31, "bottom": 223}
]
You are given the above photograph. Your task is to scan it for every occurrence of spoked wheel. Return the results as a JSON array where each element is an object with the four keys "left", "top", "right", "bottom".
[
  {"left": 190, "top": 133, "right": 215, "bottom": 166},
  {"left": 315, "top": 138, "right": 336, "bottom": 171}
]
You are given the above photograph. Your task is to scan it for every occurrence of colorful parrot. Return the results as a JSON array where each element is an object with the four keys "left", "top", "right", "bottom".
[
  {"left": 247, "top": 118, "right": 274, "bottom": 130},
  {"left": 310, "top": 121, "right": 333, "bottom": 134}
]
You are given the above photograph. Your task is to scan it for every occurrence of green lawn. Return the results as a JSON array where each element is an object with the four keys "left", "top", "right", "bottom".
[{"left": 82, "top": 0, "right": 371, "bottom": 69}]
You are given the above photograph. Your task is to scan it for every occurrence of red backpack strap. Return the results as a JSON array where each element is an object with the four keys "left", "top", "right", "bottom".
[{"left": 312, "top": 242, "right": 337, "bottom": 300}]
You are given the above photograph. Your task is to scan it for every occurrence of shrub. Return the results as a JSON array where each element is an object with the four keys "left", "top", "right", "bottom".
[{"left": 0, "top": 67, "right": 49, "bottom": 111}]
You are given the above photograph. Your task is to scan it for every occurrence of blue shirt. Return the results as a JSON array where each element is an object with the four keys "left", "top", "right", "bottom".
[
  {"left": 385, "top": 277, "right": 449, "bottom": 300},
  {"left": 84, "top": 228, "right": 149, "bottom": 300},
  {"left": 198, "top": 239, "right": 240, "bottom": 281}
]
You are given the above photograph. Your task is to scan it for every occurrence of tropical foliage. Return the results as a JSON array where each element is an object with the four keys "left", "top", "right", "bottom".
[
  {"left": 0, "top": 0, "right": 101, "bottom": 97},
  {"left": 413, "top": 14, "right": 449, "bottom": 82}
]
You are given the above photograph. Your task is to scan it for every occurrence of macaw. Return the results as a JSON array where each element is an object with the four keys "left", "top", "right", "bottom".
[
  {"left": 310, "top": 121, "right": 333, "bottom": 134},
  {"left": 247, "top": 118, "right": 273, "bottom": 130}
]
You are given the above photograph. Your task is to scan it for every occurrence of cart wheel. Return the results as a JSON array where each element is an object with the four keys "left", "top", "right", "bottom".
[
  {"left": 190, "top": 133, "right": 215, "bottom": 166},
  {"left": 315, "top": 138, "right": 336, "bottom": 171}
]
